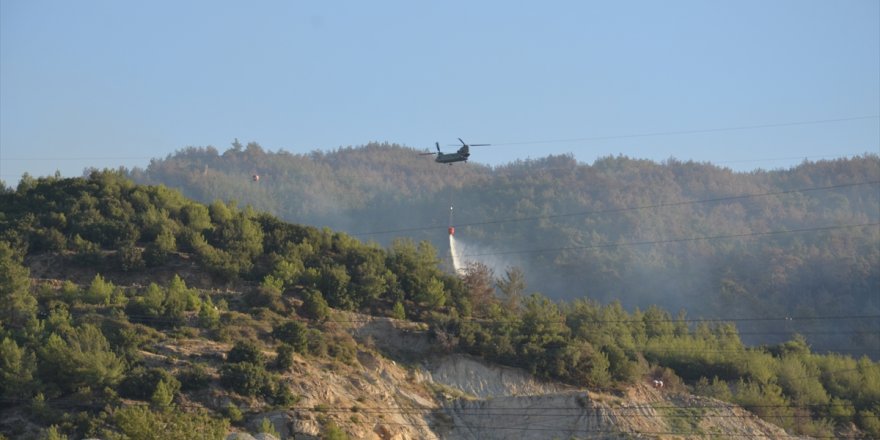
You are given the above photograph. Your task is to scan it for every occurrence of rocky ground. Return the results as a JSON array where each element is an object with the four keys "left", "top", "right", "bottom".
[{"left": 13, "top": 266, "right": 810, "bottom": 440}]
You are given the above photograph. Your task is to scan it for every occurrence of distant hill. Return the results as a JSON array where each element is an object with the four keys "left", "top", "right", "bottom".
[{"left": 128, "top": 142, "right": 880, "bottom": 356}]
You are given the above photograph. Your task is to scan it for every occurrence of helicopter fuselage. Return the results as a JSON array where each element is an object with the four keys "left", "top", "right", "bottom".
[{"left": 435, "top": 146, "right": 470, "bottom": 164}]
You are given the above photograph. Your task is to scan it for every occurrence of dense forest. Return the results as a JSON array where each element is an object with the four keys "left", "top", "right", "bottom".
[
  {"left": 1, "top": 172, "right": 878, "bottom": 438},
  {"left": 127, "top": 142, "right": 880, "bottom": 355}
]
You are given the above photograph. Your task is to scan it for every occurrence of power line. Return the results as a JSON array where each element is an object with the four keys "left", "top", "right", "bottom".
[
  {"left": 9, "top": 404, "right": 839, "bottom": 440},
  {"left": 52, "top": 309, "right": 880, "bottom": 359},
  {"left": 2, "top": 156, "right": 154, "bottom": 161},
  {"left": 708, "top": 153, "right": 877, "bottom": 165},
  {"left": 61, "top": 315, "right": 880, "bottom": 355},
  {"left": 3, "top": 365, "right": 871, "bottom": 435},
  {"left": 4, "top": 396, "right": 868, "bottom": 417},
  {"left": 3, "top": 116, "right": 877, "bottom": 163},
  {"left": 489, "top": 115, "right": 880, "bottom": 147},
  {"left": 342, "top": 418, "right": 839, "bottom": 439},
  {"left": 735, "top": 330, "right": 879, "bottom": 337},
  {"left": 78, "top": 308, "right": 880, "bottom": 326},
  {"left": 641, "top": 348, "right": 880, "bottom": 355},
  {"left": 35, "top": 279, "right": 875, "bottom": 329},
  {"left": 462, "top": 222, "right": 879, "bottom": 257},
  {"left": 0, "top": 397, "right": 857, "bottom": 439},
  {"left": 352, "top": 180, "right": 880, "bottom": 236},
  {"left": 1, "top": 152, "right": 872, "bottom": 169},
  {"left": 53, "top": 291, "right": 880, "bottom": 326},
  {"left": 40, "top": 281, "right": 878, "bottom": 341},
  {"left": 47, "top": 308, "right": 879, "bottom": 360},
  {"left": 461, "top": 312, "right": 880, "bottom": 326},
  {"left": 46, "top": 275, "right": 877, "bottom": 327}
]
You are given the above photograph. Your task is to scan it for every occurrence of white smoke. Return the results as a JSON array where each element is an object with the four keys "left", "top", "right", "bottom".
[{"left": 449, "top": 234, "right": 521, "bottom": 277}]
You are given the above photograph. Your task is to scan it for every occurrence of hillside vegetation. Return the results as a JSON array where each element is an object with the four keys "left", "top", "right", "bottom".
[
  {"left": 128, "top": 142, "right": 880, "bottom": 355},
  {"left": 1, "top": 172, "right": 879, "bottom": 438}
]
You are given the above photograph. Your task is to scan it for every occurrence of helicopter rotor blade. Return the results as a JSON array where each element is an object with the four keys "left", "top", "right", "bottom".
[{"left": 449, "top": 138, "right": 489, "bottom": 147}]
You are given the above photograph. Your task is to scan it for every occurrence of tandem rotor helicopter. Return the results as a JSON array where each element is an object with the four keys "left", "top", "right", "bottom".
[{"left": 421, "top": 138, "right": 490, "bottom": 164}]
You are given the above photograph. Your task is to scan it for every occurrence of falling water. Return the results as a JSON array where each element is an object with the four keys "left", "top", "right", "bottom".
[
  {"left": 449, "top": 233, "right": 464, "bottom": 274},
  {"left": 449, "top": 235, "right": 522, "bottom": 279}
]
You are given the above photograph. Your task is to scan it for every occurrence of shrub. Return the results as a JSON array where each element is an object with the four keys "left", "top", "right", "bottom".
[
  {"left": 42, "top": 425, "right": 67, "bottom": 440},
  {"left": 177, "top": 364, "right": 211, "bottom": 392},
  {"left": 326, "top": 333, "right": 358, "bottom": 365},
  {"left": 37, "top": 324, "right": 124, "bottom": 393},
  {"left": 391, "top": 301, "right": 406, "bottom": 320},
  {"left": 321, "top": 419, "right": 350, "bottom": 440},
  {"left": 272, "top": 321, "right": 309, "bottom": 354},
  {"left": 227, "top": 340, "right": 265, "bottom": 366},
  {"left": 34, "top": 228, "right": 67, "bottom": 252},
  {"left": 272, "top": 382, "right": 298, "bottom": 406},
  {"left": 151, "top": 379, "right": 176, "bottom": 409},
  {"left": 245, "top": 281, "right": 286, "bottom": 312},
  {"left": 274, "top": 344, "right": 295, "bottom": 371},
  {"left": 603, "top": 345, "right": 644, "bottom": 383},
  {"left": 307, "top": 329, "right": 328, "bottom": 358},
  {"left": 587, "top": 350, "right": 612, "bottom": 388},
  {"left": 0, "top": 337, "right": 35, "bottom": 399},
  {"left": 71, "top": 235, "right": 103, "bottom": 266},
  {"left": 116, "top": 244, "right": 145, "bottom": 272},
  {"left": 84, "top": 274, "right": 114, "bottom": 305},
  {"left": 198, "top": 296, "right": 221, "bottom": 329},
  {"left": 119, "top": 367, "right": 181, "bottom": 401},
  {"left": 220, "top": 362, "right": 273, "bottom": 397},
  {"left": 125, "top": 283, "right": 165, "bottom": 322},
  {"left": 258, "top": 417, "right": 280, "bottom": 438},
  {"left": 858, "top": 407, "right": 880, "bottom": 438},
  {"left": 102, "top": 320, "right": 150, "bottom": 364},
  {"left": 223, "top": 403, "right": 244, "bottom": 424},
  {"left": 144, "top": 228, "right": 176, "bottom": 267},
  {"left": 112, "top": 406, "right": 229, "bottom": 440},
  {"left": 693, "top": 376, "right": 732, "bottom": 401},
  {"left": 300, "top": 289, "right": 329, "bottom": 322}
]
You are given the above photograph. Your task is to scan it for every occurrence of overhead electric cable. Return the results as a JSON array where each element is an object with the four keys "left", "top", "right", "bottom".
[
  {"left": 461, "top": 222, "right": 879, "bottom": 257},
  {"left": 489, "top": 115, "right": 880, "bottom": 146},
  {"left": 3, "top": 115, "right": 876, "bottom": 164},
  {"left": 352, "top": 180, "right": 880, "bottom": 236},
  {"left": 2, "top": 156, "right": 155, "bottom": 161},
  {"left": 0, "top": 396, "right": 862, "bottom": 440},
  {"left": 2, "top": 396, "right": 868, "bottom": 418},
  {"left": 79, "top": 309, "right": 880, "bottom": 326}
]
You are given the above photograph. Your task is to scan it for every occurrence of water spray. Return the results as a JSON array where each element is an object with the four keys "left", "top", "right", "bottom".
[{"left": 449, "top": 203, "right": 464, "bottom": 273}]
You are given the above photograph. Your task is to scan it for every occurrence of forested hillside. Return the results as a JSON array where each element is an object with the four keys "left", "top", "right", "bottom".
[
  {"left": 127, "top": 142, "right": 880, "bottom": 356},
  {"left": 1, "top": 172, "right": 879, "bottom": 438},
  {"left": 0, "top": 172, "right": 880, "bottom": 438}
]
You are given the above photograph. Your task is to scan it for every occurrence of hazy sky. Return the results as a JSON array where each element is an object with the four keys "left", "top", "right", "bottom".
[{"left": 2, "top": 0, "right": 878, "bottom": 183}]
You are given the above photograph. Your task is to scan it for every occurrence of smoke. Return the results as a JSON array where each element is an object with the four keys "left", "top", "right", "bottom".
[{"left": 449, "top": 234, "right": 523, "bottom": 278}]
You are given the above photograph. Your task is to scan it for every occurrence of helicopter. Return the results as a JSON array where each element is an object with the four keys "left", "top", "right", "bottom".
[{"left": 421, "top": 138, "right": 490, "bottom": 164}]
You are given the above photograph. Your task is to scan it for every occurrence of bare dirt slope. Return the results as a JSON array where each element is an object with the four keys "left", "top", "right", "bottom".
[
  {"left": 142, "top": 310, "right": 806, "bottom": 439},
  {"left": 340, "top": 312, "right": 805, "bottom": 440},
  {"left": 24, "top": 271, "right": 808, "bottom": 439}
]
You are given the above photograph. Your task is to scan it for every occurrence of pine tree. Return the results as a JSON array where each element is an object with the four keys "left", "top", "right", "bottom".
[
  {"left": 0, "top": 337, "right": 35, "bottom": 399},
  {"left": 150, "top": 379, "right": 175, "bottom": 410},
  {"left": 0, "top": 242, "right": 37, "bottom": 329}
]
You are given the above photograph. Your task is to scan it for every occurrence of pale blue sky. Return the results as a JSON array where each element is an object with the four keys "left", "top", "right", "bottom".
[{"left": 2, "top": 0, "right": 878, "bottom": 183}]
